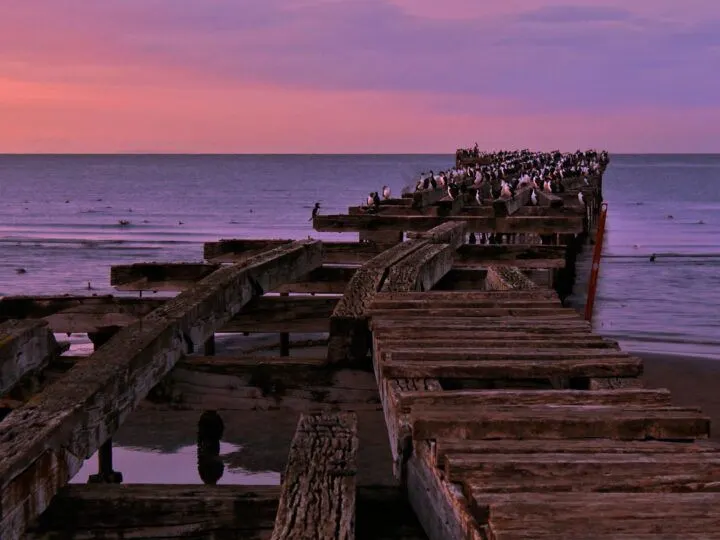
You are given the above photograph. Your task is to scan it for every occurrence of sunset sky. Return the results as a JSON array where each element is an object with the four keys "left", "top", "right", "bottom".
[{"left": 1, "top": 1, "right": 718, "bottom": 153}]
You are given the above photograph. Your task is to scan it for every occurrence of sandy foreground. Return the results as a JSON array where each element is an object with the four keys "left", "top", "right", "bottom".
[{"left": 96, "top": 338, "right": 720, "bottom": 488}]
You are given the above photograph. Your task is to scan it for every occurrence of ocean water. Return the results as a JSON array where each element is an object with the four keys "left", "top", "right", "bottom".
[{"left": 1, "top": 154, "right": 719, "bottom": 361}]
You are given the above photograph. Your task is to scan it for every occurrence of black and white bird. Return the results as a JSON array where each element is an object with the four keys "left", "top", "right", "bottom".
[
  {"left": 366, "top": 193, "right": 374, "bottom": 206},
  {"left": 475, "top": 189, "right": 482, "bottom": 206},
  {"left": 578, "top": 192, "right": 585, "bottom": 205},
  {"left": 309, "top": 202, "right": 320, "bottom": 221},
  {"left": 530, "top": 189, "right": 538, "bottom": 206},
  {"left": 382, "top": 185, "right": 391, "bottom": 200}
]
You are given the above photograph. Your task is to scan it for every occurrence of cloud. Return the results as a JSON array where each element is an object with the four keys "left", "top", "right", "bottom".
[{"left": 0, "top": 0, "right": 719, "bottom": 151}]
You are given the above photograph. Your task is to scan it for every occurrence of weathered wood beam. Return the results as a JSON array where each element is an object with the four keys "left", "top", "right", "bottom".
[
  {"left": 371, "top": 318, "right": 592, "bottom": 332},
  {"left": 492, "top": 187, "right": 533, "bottom": 217},
  {"left": 274, "top": 266, "right": 357, "bottom": 294},
  {"left": 374, "top": 290, "right": 560, "bottom": 301},
  {"left": 406, "top": 221, "right": 468, "bottom": 249},
  {"left": 313, "top": 215, "right": 584, "bottom": 234},
  {"left": 380, "top": 348, "right": 632, "bottom": 363},
  {"left": 371, "top": 293, "right": 561, "bottom": 309},
  {"left": 321, "top": 242, "right": 387, "bottom": 265},
  {"left": 412, "top": 188, "right": 446, "bottom": 209},
  {"left": 0, "top": 240, "right": 323, "bottom": 540},
  {"left": 203, "top": 239, "right": 293, "bottom": 262},
  {"left": 328, "top": 239, "right": 427, "bottom": 364},
  {"left": 396, "top": 389, "right": 673, "bottom": 413},
  {"left": 110, "top": 262, "right": 221, "bottom": 291},
  {"left": 0, "top": 294, "right": 338, "bottom": 335},
  {"left": 1, "top": 320, "right": 60, "bottom": 395},
  {"left": 223, "top": 295, "right": 338, "bottom": 333},
  {"left": 470, "top": 492, "right": 720, "bottom": 538},
  {"left": 380, "top": 243, "right": 455, "bottom": 293},
  {"left": 535, "top": 189, "right": 564, "bottom": 208},
  {"left": 376, "top": 337, "right": 617, "bottom": 349},
  {"left": 110, "top": 263, "right": 355, "bottom": 294},
  {"left": 30, "top": 484, "right": 427, "bottom": 540},
  {"left": 382, "top": 357, "right": 643, "bottom": 380},
  {"left": 454, "top": 244, "right": 566, "bottom": 269},
  {"left": 271, "top": 412, "right": 358, "bottom": 540},
  {"left": 433, "top": 439, "right": 720, "bottom": 466},
  {"left": 368, "top": 307, "right": 576, "bottom": 318},
  {"left": 485, "top": 266, "right": 539, "bottom": 290},
  {"left": 450, "top": 452, "right": 720, "bottom": 490},
  {"left": 411, "top": 405, "right": 710, "bottom": 442},
  {"left": 29, "top": 484, "right": 280, "bottom": 538}
]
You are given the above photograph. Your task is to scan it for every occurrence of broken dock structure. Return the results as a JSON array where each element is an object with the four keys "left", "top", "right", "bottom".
[{"left": 2, "top": 148, "right": 720, "bottom": 539}]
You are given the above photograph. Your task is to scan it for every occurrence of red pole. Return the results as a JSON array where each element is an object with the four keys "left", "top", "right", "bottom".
[{"left": 584, "top": 202, "right": 608, "bottom": 323}]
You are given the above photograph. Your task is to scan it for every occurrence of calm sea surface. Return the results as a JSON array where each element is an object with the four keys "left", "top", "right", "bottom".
[{"left": 1, "top": 153, "right": 719, "bottom": 362}]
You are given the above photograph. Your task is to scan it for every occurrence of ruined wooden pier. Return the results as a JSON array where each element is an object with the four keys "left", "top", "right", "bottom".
[{"left": 2, "top": 148, "right": 720, "bottom": 539}]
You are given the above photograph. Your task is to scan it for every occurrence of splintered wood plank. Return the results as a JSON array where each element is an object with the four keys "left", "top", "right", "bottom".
[
  {"left": 412, "top": 406, "right": 710, "bottom": 442},
  {"left": 313, "top": 214, "right": 584, "bottom": 234},
  {"left": 274, "top": 266, "right": 357, "bottom": 294},
  {"left": 405, "top": 221, "right": 468, "bottom": 249},
  {"left": 110, "top": 262, "right": 221, "bottom": 291},
  {"left": 271, "top": 412, "right": 358, "bottom": 540},
  {"left": 374, "top": 290, "right": 560, "bottom": 301},
  {"left": 367, "top": 307, "right": 575, "bottom": 318},
  {"left": 222, "top": 295, "right": 338, "bottom": 333},
  {"left": 448, "top": 452, "right": 720, "bottom": 491},
  {"left": 376, "top": 337, "right": 618, "bottom": 349},
  {"left": 380, "top": 243, "right": 455, "bottom": 293},
  {"left": 371, "top": 329, "right": 598, "bottom": 341},
  {"left": 328, "top": 239, "right": 427, "bottom": 364},
  {"left": 1, "top": 320, "right": 60, "bottom": 395},
  {"left": 370, "top": 298, "right": 562, "bottom": 309},
  {"left": 382, "top": 358, "right": 642, "bottom": 380},
  {"left": 382, "top": 348, "right": 631, "bottom": 363},
  {"left": 396, "top": 389, "right": 673, "bottom": 414},
  {"left": 470, "top": 492, "right": 720, "bottom": 539},
  {"left": 0, "top": 240, "right": 323, "bottom": 540},
  {"left": 370, "top": 317, "right": 590, "bottom": 330}
]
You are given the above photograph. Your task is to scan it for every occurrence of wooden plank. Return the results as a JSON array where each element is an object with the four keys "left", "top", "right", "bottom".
[
  {"left": 368, "top": 307, "right": 577, "bottom": 318},
  {"left": 412, "top": 406, "right": 710, "bottom": 442},
  {"left": 371, "top": 318, "right": 592, "bottom": 331},
  {"left": 449, "top": 452, "right": 720, "bottom": 489},
  {"left": 30, "top": 484, "right": 428, "bottom": 540},
  {"left": 1, "top": 320, "right": 59, "bottom": 395},
  {"left": 322, "top": 242, "right": 386, "bottom": 265},
  {"left": 203, "top": 238, "right": 292, "bottom": 261},
  {"left": 376, "top": 337, "right": 617, "bottom": 349},
  {"left": 29, "top": 484, "right": 280, "bottom": 538},
  {"left": 371, "top": 297, "right": 562, "bottom": 309},
  {"left": 381, "top": 348, "right": 633, "bottom": 362},
  {"left": 383, "top": 357, "right": 643, "bottom": 380},
  {"left": 271, "top": 412, "right": 358, "bottom": 540},
  {"left": 110, "top": 262, "right": 221, "bottom": 291},
  {"left": 374, "top": 290, "right": 560, "bottom": 301},
  {"left": 380, "top": 243, "right": 455, "bottom": 293},
  {"left": 469, "top": 492, "right": 720, "bottom": 539},
  {"left": 535, "top": 189, "right": 564, "bottom": 208},
  {"left": 434, "top": 439, "right": 720, "bottom": 467},
  {"left": 222, "top": 295, "right": 338, "bottom": 333},
  {"left": 485, "top": 266, "right": 538, "bottom": 290},
  {"left": 412, "top": 188, "right": 446, "bottom": 209},
  {"left": 396, "top": 389, "right": 673, "bottom": 414},
  {"left": 328, "top": 239, "right": 427, "bottom": 364},
  {"left": 493, "top": 187, "right": 533, "bottom": 217},
  {"left": 455, "top": 244, "right": 566, "bottom": 268},
  {"left": 313, "top": 215, "right": 584, "bottom": 234},
  {"left": 274, "top": 266, "right": 357, "bottom": 294},
  {"left": 372, "top": 328, "right": 597, "bottom": 340},
  {"left": 0, "top": 240, "right": 323, "bottom": 540},
  {"left": 405, "top": 446, "right": 485, "bottom": 540},
  {"left": 406, "top": 221, "right": 468, "bottom": 249}
]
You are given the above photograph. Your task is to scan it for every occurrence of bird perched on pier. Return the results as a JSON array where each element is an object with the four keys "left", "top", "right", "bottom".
[
  {"left": 500, "top": 181, "right": 512, "bottom": 199},
  {"left": 530, "top": 189, "right": 538, "bottom": 206},
  {"left": 578, "top": 192, "right": 585, "bottom": 205},
  {"left": 309, "top": 202, "right": 320, "bottom": 221},
  {"left": 543, "top": 180, "right": 552, "bottom": 193},
  {"left": 447, "top": 184, "right": 460, "bottom": 200},
  {"left": 382, "top": 185, "right": 391, "bottom": 200},
  {"left": 373, "top": 191, "right": 381, "bottom": 207},
  {"left": 475, "top": 189, "right": 482, "bottom": 206},
  {"left": 366, "top": 193, "right": 374, "bottom": 206},
  {"left": 468, "top": 232, "right": 477, "bottom": 245}
]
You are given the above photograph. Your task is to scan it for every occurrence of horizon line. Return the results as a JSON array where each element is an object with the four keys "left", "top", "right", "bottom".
[{"left": 1, "top": 152, "right": 719, "bottom": 157}]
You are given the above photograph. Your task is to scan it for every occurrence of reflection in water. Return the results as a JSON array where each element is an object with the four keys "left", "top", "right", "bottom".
[{"left": 198, "top": 410, "right": 225, "bottom": 485}]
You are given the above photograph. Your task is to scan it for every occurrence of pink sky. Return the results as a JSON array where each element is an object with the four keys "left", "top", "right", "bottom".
[{"left": 1, "top": 1, "right": 718, "bottom": 153}]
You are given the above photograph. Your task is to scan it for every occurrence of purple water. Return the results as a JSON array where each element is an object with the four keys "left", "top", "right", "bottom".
[{"left": 1, "top": 153, "right": 719, "bottom": 359}]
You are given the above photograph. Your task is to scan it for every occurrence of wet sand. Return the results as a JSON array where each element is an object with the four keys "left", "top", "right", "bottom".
[{"left": 638, "top": 351, "right": 720, "bottom": 441}]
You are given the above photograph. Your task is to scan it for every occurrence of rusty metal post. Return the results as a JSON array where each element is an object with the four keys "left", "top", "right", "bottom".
[{"left": 584, "top": 202, "right": 609, "bottom": 323}]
